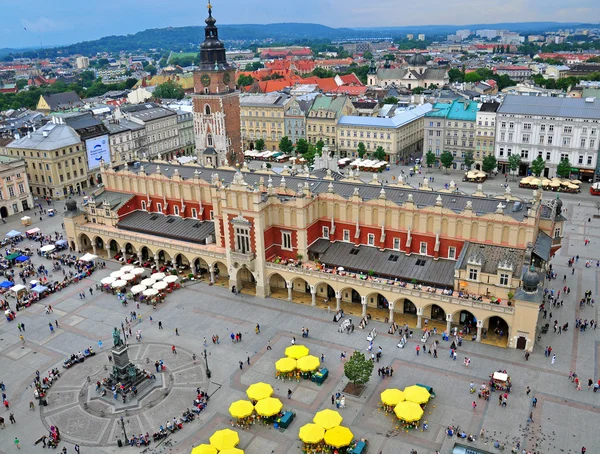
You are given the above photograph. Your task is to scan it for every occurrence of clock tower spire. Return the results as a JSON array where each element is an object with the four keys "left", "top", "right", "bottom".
[{"left": 193, "top": 2, "right": 242, "bottom": 167}]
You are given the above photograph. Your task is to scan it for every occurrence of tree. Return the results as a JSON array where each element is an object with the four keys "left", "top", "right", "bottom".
[
  {"left": 16, "top": 79, "right": 27, "bottom": 90},
  {"left": 448, "top": 68, "right": 464, "bottom": 83},
  {"left": 373, "top": 146, "right": 387, "bottom": 161},
  {"left": 153, "top": 80, "right": 185, "bottom": 100},
  {"left": 463, "top": 151, "right": 474, "bottom": 170},
  {"left": 254, "top": 138, "right": 265, "bottom": 151},
  {"left": 363, "top": 51, "right": 373, "bottom": 60},
  {"left": 315, "top": 139, "right": 324, "bottom": 156},
  {"left": 412, "top": 86, "right": 425, "bottom": 94},
  {"left": 439, "top": 151, "right": 454, "bottom": 174},
  {"left": 279, "top": 136, "right": 294, "bottom": 154},
  {"left": 508, "top": 154, "right": 522, "bottom": 180},
  {"left": 295, "top": 138, "right": 309, "bottom": 156},
  {"left": 482, "top": 155, "right": 497, "bottom": 174},
  {"left": 237, "top": 74, "right": 254, "bottom": 87},
  {"left": 425, "top": 150, "right": 436, "bottom": 168},
  {"left": 530, "top": 156, "right": 546, "bottom": 177},
  {"left": 465, "top": 72, "right": 483, "bottom": 83},
  {"left": 357, "top": 142, "right": 367, "bottom": 158},
  {"left": 244, "top": 62, "right": 264, "bottom": 71},
  {"left": 556, "top": 158, "right": 572, "bottom": 178},
  {"left": 382, "top": 96, "right": 398, "bottom": 104},
  {"left": 344, "top": 351, "right": 374, "bottom": 386}
]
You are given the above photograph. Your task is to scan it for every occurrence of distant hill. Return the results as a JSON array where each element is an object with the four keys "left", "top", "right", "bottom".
[{"left": 4, "top": 21, "right": 600, "bottom": 58}]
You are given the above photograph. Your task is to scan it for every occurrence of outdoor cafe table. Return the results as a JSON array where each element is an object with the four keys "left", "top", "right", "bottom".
[
  {"left": 276, "top": 411, "right": 294, "bottom": 429},
  {"left": 311, "top": 368, "right": 328, "bottom": 384}
]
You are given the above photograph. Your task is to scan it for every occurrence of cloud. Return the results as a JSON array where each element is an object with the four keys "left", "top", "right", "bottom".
[{"left": 21, "top": 17, "right": 63, "bottom": 33}]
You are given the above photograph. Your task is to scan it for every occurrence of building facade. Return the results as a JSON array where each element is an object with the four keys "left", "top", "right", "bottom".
[
  {"left": 240, "top": 93, "right": 290, "bottom": 151},
  {"left": 104, "top": 118, "right": 145, "bottom": 168},
  {"left": 475, "top": 102, "right": 499, "bottom": 169},
  {"left": 337, "top": 104, "right": 432, "bottom": 161},
  {"left": 192, "top": 3, "right": 242, "bottom": 167},
  {"left": 64, "top": 162, "right": 564, "bottom": 353},
  {"left": 0, "top": 156, "right": 34, "bottom": 218},
  {"left": 176, "top": 110, "right": 195, "bottom": 156},
  {"left": 494, "top": 95, "right": 600, "bottom": 178},
  {"left": 424, "top": 99, "right": 479, "bottom": 169},
  {"left": 284, "top": 95, "right": 316, "bottom": 147},
  {"left": 367, "top": 55, "right": 449, "bottom": 90},
  {"left": 3, "top": 120, "right": 88, "bottom": 198},
  {"left": 306, "top": 95, "right": 354, "bottom": 152}
]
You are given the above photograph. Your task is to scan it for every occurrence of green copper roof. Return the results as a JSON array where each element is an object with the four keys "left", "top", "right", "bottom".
[{"left": 425, "top": 99, "right": 479, "bottom": 121}]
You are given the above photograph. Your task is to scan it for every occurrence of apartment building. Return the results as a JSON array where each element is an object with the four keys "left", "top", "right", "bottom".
[
  {"left": 337, "top": 104, "right": 432, "bottom": 161},
  {"left": 475, "top": 102, "right": 499, "bottom": 169},
  {"left": 495, "top": 95, "right": 600, "bottom": 179},
  {"left": 240, "top": 93, "right": 290, "bottom": 151},
  {"left": 104, "top": 118, "right": 145, "bottom": 168},
  {"left": 283, "top": 95, "right": 316, "bottom": 146},
  {"left": 0, "top": 156, "right": 34, "bottom": 218},
  {"left": 306, "top": 95, "right": 355, "bottom": 152},
  {"left": 176, "top": 110, "right": 195, "bottom": 155}
]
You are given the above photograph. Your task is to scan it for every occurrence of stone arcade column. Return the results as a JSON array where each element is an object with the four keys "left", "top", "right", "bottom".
[
  {"left": 361, "top": 295, "right": 367, "bottom": 317},
  {"left": 121, "top": 248, "right": 127, "bottom": 261},
  {"left": 446, "top": 314, "right": 452, "bottom": 335},
  {"left": 476, "top": 319, "right": 484, "bottom": 342},
  {"left": 335, "top": 291, "right": 341, "bottom": 311},
  {"left": 209, "top": 266, "right": 215, "bottom": 283},
  {"left": 388, "top": 302, "right": 395, "bottom": 324},
  {"left": 416, "top": 307, "right": 423, "bottom": 329},
  {"left": 105, "top": 243, "right": 111, "bottom": 259},
  {"left": 287, "top": 281, "right": 293, "bottom": 302},
  {"left": 310, "top": 286, "right": 317, "bottom": 306},
  {"left": 92, "top": 244, "right": 97, "bottom": 255}
]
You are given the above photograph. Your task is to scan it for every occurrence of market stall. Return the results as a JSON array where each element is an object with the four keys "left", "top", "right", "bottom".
[
  {"left": 404, "top": 385, "right": 431, "bottom": 405},
  {"left": 324, "top": 426, "right": 354, "bottom": 449},
  {"left": 255, "top": 397, "right": 283, "bottom": 418},
  {"left": 394, "top": 401, "right": 424, "bottom": 428},
  {"left": 275, "top": 357, "right": 297, "bottom": 379},
  {"left": 209, "top": 429, "right": 240, "bottom": 451},
  {"left": 285, "top": 344, "right": 310, "bottom": 359},
  {"left": 490, "top": 371, "right": 511, "bottom": 392},
  {"left": 313, "top": 409, "right": 343, "bottom": 430},
  {"left": 21, "top": 217, "right": 31, "bottom": 227},
  {"left": 246, "top": 382, "right": 274, "bottom": 402},
  {"left": 229, "top": 400, "right": 255, "bottom": 427},
  {"left": 380, "top": 388, "right": 405, "bottom": 412},
  {"left": 6, "top": 230, "right": 21, "bottom": 239},
  {"left": 79, "top": 253, "right": 97, "bottom": 262}
]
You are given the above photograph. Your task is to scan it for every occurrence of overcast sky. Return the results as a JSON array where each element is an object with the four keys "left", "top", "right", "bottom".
[{"left": 2, "top": 0, "right": 599, "bottom": 49}]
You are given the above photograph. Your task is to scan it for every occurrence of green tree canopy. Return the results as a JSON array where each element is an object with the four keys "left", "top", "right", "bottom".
[
  {"left": 244, "top": 62, "right": 264, "bottom": 71},
  {"left": 357, "top": 142, "right": 367, "bottom": 158},
  {"left": 482, "top": 155, "right": 497, "bottom": 174},
  {"left": 463, "top": 151, "right": 474, "bottom": 170},
  {"left": 254, "top": 138, "right": 265, "bottom": 151},
  {"left": 153, "top": 80, "right": 185, "bottom": 100},
  {"left": 295, "top": 138, "right": 309, "bottom": 155},
  {"left": 373, "top": 146, "right": 387, "bottom": 161},
  {"left": 556, "top": 158, "right": 572, "bottom": 178},
  {"left": 448, "top": 68, "right": 464, "bottom": 83},
  {"left": 237, "top": 74, "right": 254, "bottom": 87},
  {"left": 530, "top": 156, "right": 546, "bottom": 177},
  {"left": 382, "top": 96, "right": 398, "bottom": 104},
  {"left": 425, "top": 150, "right": 436, "bottom": 168},
  {"left": 279, "top": 136, "right": 294, "bottom": 154},
  {"left": 412, "top": 86, "right": 425, "bottom": 94},
  {"left": 344, "top": 351, "right": 374, "bottom": 385},
  {"left": 439, "top": 150, "right": 454, "bottom": 174},
  {"left": 508, "top": 154, "right": 522, "bottom": 180},
  {"left": 315, "top": 139, "right": 325, "bottom": 155}
]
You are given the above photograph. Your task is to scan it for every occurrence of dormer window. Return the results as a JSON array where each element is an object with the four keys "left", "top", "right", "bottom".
[{"left": 468, "top": 268, "right": 478, "bottom": 281}]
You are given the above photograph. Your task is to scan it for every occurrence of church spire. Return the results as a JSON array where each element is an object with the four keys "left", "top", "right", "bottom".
[{"left": 199, "top": 0, "right": 229, "bottom": 70}]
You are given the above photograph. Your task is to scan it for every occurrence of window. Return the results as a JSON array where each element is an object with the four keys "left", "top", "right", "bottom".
[
  {"left": 448, "top": 247, "right": 456, "bottom": 259},
  {"left": 523, "top": 123, "right": 531, "bottom": 130},
  {"left": 235, "top": 227, "right": 251, "bottom": 254},
  {"left": 547, "top": 136, "right": 553, "bottom": 144},
  {"left": 549, "top": 125, "right": 554, "bottom": 132},
  {"left": 540, "top": 124, "right": 546, "bottom": 131},
  {"left": 554, "top": 227, "right": 561, "bottom": 238},
  {"left": 367, "top": 233, "right": 375, "bottom": 246},
  {"left": 141, "top": 200, "right": 146, "bottom": 210},
  {"left": 173, "top": 205, "right": 180, "bottom": 216},
  {"left": 588, "top": 156, "right": 593, "bottom": 165},
  {"left": 343, "top": 229, "right": 350, "bottom": 242},
  {"left": 8, "top": 187, "right": 14, "bottom": 198},
  {"left": 579, "top": 155, "right": 584, "bottom": 164},
  {"left": 581, "top": 138, "right": 586, "bottom": 148},
  {"left": 322, "top": 226, "right": 329, "bottom": 239},
  {"left": 420, "top": 242, "right": 427, "bottom": 255},
  {"left": 282, "top": 231, "right": 292, "bottom": 250},
  {"left": 546, "top": 152, "right": 551, "bottom": 161},
  {"left": 499, "top": 147, "right": 504, "bottom": 156},
  {"left": 562, "top": 137, "right": 571, "bottom": 146},
  {"left": 499, "top": 273, "right": 509, "bottom": 286},
  {"left": 156, "top": 203, "right": 162, "bottom": 213},
  {"left": 563, "top": 126, "right": 572, "bottom": 134},
  {"left": 521, "top": 150, "right": 529, "bottom": 159},
  {"left": 207, "top": 134, "right": 213, "bottom": 146},
  {"left": 468, "top": 268, "right": 478, "bottom": 281},
  {"left": 18, "top": 183, "right": 24, "bottom": 194},
  {"left": 210, "top": 210, "right": 214, "bottom": 220},
  {"left": 393, "top": 238, "right": 400, "bottom": 250}
]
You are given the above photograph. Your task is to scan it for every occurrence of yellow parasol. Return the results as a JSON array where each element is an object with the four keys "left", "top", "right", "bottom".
[
  {"left": 296, "top": 355, "right": 320, "bottom": 372},
  {"left": 246, "top": 382, "right": 274, "bottom": 401},
  {"left": 191, "top": 444, "right": 218, "bottom": 454},
  {"left": 380, "top": 388, "right": 405, "bottom": 406},
  {"left": 209, "top": 429, "right": 240, "bottom": 451},
  {"left": 572, "top": 179, "right": 582, "bottom": 184},
  {"left": 541, "top": 179, "right": 551, "bottom": 186},
  {"left": 529, "top": 178, "right": 541, "bottom": 186},
  {"left": 275, "top": 357, "right": 297, "bottom": 373},
  {"left": 298, "top": 423, "right": 325, "bottom": 444},
  {"left": 404, "top": 385, "right": 431, "bottom": 404},
  {"left": 324, "top": 426, "right": 354, "bottom": 448},
  {"left": 313, "top": 409, "right": 343, "bottom": 430},
  {"left": 285, "top": 344, "right": 310, "bottom": 359},
  {"left": 520, "top": 177, "right": 532, "bottom": 183},
  {"left": 550, "top": 181, "right": 561, "bottom": 187},
  {"left": 219, "top": 449, "right": 245, "bottom": 454},
  {"left": 255, "top": 397, "right": 283, "bottom": 417},
  {"left": 394, "top": 401, "right": 424, "bottom": 422},
  {"left": 228, "top": 400, "right": 254, "bottom": 419}
]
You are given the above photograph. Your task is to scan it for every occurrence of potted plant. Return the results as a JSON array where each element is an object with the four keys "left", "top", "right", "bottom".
[
  {"left": 296, "top": 253, "right": 303, "bottom": 266},
  {"left": 507, "top": 291, "right": 514, "bottom": 306},
  {"left": 411, "top": 278, "right": 418, "bottom": 288}
]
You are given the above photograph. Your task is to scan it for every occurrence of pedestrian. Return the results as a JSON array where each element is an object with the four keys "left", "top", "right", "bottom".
[
  {"left": 9, "top": 412, "right": 15, "bottom": 423},
  {"left": 203, "top": 337, "right": 207, "bottom": 347},
  {"left": 158, "top": 321, "right": 163, "bottom": 329},
  {"left": 89, "top": 287, "right": 93, "bottom": 296},
  {"left": 17, "top": 323, "right": 21, "bottom": 332},
  {"left": 49, "top": 323, "right": 54, "bottom": 333},
  {"left": 19, "top": 335, "right": 24, "bottom": 344},
  {"left": 532, "top": 397, "right": 537, "bottom": 407},
  {"left": 331, "top": 395, "right": 335, "bottom": 405},
  {"left": 75, "top": 444, "right": 80, "bottom": 453},
  {"left": 247, "top": 356, "right": 251, "bottom": 365},
  {"left": 98, "top": 340, "right": 103, "bottom": 349},
  {"left": 14, "top": 437, "right": 20, "bottom": 449},
  {"left": 20, "top": 322, "right": 24, "bottom": 331},
  {"left": 526, "top": 386, "right": 531, "bottom": 395},
  {"left": 528, "top": 412, "right": 534, "bottom": 423},
  {"left": 149, "top": 316, "right": 153, "bottom": 325},
  {"left": 321, "top": 353, "right": 324, "bottom": 362},
  {"left": 175, "top": 328, "right": 179, "bottom": 336},
  {"left": 255, "top": 323, "right": 260, "bottom": 334},
  {"left": 55, "top": 320, "right": 59, "bottom": 328},
  {"left": 472, "top": 401, "right": 477, "bottom": 411},
  {"left": 239, "top": 361, "right": 243, "bottom": 370},
  {"left": 551, "top": 354, "right": 556, "bottom": 365},
  {"left": 3, "top": 400, "right": 8, "bottom": 410},
  {"left": 172, "top": 345, "right": 177, "bottom": 354},
  {"left": 416, "top": 345, "right": 420, "bottom": 356},
  {"left": 287, "top": 389, "right": 292, "bottom": 399},
  {"left": 0, "top": 382, "right": 4, "bottom": 391},
  {"left": 62, "top": 447, "right": 67, "bottom": 453}
]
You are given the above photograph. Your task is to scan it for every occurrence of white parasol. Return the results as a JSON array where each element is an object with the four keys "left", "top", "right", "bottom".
[
  {"left": 152, "top": 272, "right": 166, "bottom": 280},
  {"left": 143, "top": 288, "right": 159, "bottom": 297},
  {"left": 110, "top": 270, "right": 125, "bottom": 279},
  {"left": 152, "top": 281, "right": 168, "bottom": 291},
  {"left": 121, "top": 273, "right": 136, "bottom": 281},
  {"left": 111, "top": 279, "right": 127, "bottom": 288},
  {"left": 130, "top": 284, "right": 146, "bottom": 294},
  {"left": 120, "top": 265, "right": 135, "bottom": 273},
  {"left": 101, "top": 276, "right": 116, "bottom": 285},
  {"left": 141, "top": 278, "right": 156, "bottom": 287},
  {"left": 163, "top": 275, "right": 178, "bottom": 283}
]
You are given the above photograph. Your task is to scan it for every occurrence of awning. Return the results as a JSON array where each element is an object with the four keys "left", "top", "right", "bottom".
[
  {"left": 79, "top": 253, "right": 97, "bottom": 262},
  {"left": 56, "top": 240, "right": 67, "bottom": 247},
  {"left": 5, "top": 253, "right": 20, "bottom": 261},
  {"left": 6, "top": 230, "right": 21, "bottom": 238},
  {"left": 0, "top": 280, "right": 14, "bottom": 289},
  {"left": 10, "top": 284, "right": 27, "bottom": 294},
  {"left": 31, "top": 285, "right": 48, "bottom": 293},
  {"left": 26, "top": 228, "right": 41, "bottom": 235},
  {"left": 15, "top": 255, "right": 29, "bottom": 262}
]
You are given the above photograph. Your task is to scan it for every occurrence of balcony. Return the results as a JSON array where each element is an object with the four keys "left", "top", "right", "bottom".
[{"left": 231, "top": 250, "right": 256, "bottom": 272}]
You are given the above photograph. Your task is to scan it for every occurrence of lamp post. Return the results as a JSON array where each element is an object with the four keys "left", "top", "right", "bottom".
[
  {"left": 120, "top": 415, "right": 128, "bottom": 442},
  {"left": 203, "top": 348, "right": 211, "bottom": 379}
]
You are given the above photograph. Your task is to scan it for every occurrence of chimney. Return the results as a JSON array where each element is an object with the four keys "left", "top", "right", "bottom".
[{"left": 42, "top": 130, "right": 48, "bottom": 137}]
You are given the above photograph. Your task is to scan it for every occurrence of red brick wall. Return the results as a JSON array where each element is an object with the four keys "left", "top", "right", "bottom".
[
  {"left": 264, "top": 226, "right": 297, "bottom": 260},
  {"left": 226, "top": 213, "right": 256, "bottom": 254}
]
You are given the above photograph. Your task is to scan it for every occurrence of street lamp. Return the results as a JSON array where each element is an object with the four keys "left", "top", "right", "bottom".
[
  {"left": 120, "top": 416, "right": 128, "bottom": 442},
  {"left": 203, "top": 348, "right": 212, "bottom": 379}
]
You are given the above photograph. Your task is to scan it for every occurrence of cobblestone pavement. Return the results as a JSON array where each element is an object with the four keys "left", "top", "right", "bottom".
[{"left": 0, "top": 196, "right": 598, "bottom": 454}]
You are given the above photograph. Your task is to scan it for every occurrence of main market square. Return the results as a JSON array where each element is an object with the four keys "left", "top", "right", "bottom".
[{"left": 0, "top": 5, "right": 598, "bottom": 454}]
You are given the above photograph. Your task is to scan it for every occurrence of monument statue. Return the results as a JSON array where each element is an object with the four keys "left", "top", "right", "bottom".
[{"left": 113, "top": 327, "right": 122, "bottom": 347}]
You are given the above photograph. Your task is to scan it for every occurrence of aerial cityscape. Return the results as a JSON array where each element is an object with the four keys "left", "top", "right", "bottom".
[{"left": 0, "top": 2, "right": 599, "bottom": 454}]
